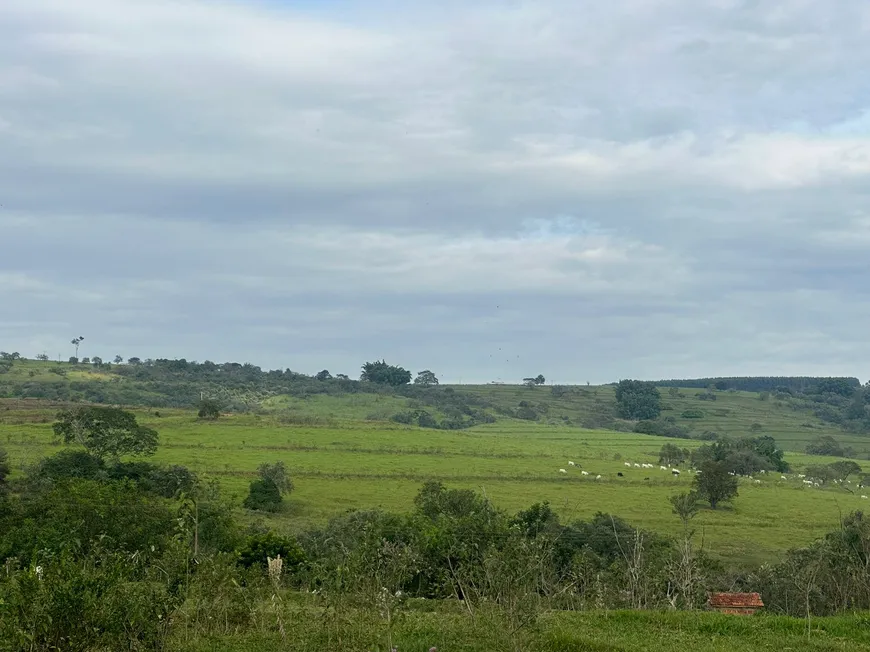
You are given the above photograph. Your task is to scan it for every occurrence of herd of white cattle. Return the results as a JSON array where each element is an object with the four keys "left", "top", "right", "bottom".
[{"left": 557, "top": 462, "right": 868, "bottom": 497}]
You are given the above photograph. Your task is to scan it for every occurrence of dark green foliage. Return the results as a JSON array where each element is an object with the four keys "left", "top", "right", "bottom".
[
  {"left": 144, "top": 464, "right": 198, "bottom": 498},
  {"left": 816, "top": 378, "right": 857, "bottom": 397},
  {"left": 806, "top": 435, "right": 848, "bottom": 457},
  {"left": 691, "top": 435, "right": 789, "bottom": 474},
  {"left": 0, "top": 447, "right": 10, "bottom": 487},
  {"left": 693, "top": 461, "right": 738, "bottom": 509},
  {"left": 680, "top": 409, "right": 705, "bottom": 419},
  {"left": 197, "top": 397, "right": 222, "bottom": 419},
  {"left": 658, "top": 443, "right": 690, "bottom": 465},
  {"left": 511, "top": 501, "right": 561, "bottom": 538},
  {"left": 614, "top": 380, "right": 662, "bottom": 420},
  {"left": 633, "top": 419, "right": 690, "bottom": 438},
  {"left": 0, "top": 478, "right": 177, "bottom": 565},
  {"left": 0, "top": 544, "right": 186, "bottom": 652},
  {"left": 315, "top": 369, "right": 332, "bottom": 381},
  {"left": 414, "top": 369, "right": 439, "bottom": 386},
  {"left": 653, "top": 376, "right": 860, "bottom": 393},
  {"left": 236, "top": 530, "right": 305, "bottom": 570},
  {"left": 52, "top": 406, "right": 158, "bottom": 460},
  {"left": 30, "top": 449, "right": 107, "bottom": 483},
  {"left": 243, "top": 462, "right": 292, "bottom": 512},
  {"left": 360, "top": 360, "right": 412, "bottom": 386},
  {"left": 243, "top": 479, "right": 282, "bottom": 512}
]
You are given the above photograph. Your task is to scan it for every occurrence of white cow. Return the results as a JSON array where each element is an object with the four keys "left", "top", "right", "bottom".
[
  {"left": 624, "top": 462, "right": 632, "bottom": 467},
  {"left": 559, "top": 469, "right": 567, "bottom": 474},
  {"left": 581, "top": 470, "right": 590, "bottom": 476},
  {"left": 596, "top": 474, "right": 602, "bottom": 480},
  {"left": 568, "top": 461, "right": 576, "bottom": 466}
]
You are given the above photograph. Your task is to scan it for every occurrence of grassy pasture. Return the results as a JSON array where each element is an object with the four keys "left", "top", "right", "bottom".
[
  {"left": 2, "top": 396, "right": 867, "bottom": 567},
  {"left": 457, "top": 383, "right": 870, "bottom": 455},
  {"left": 174, "top": 609, "right": 870, "bottom": 651}
]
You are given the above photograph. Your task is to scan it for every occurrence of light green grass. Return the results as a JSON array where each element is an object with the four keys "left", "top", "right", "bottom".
[
  {"left": 172, "top": 609, "right": 870, "bottom": 651},
  {"left": 3, "top": 399, "right": 867, "bottom": 567}
]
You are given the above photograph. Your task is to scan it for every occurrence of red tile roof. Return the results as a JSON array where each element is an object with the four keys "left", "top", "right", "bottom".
[{"left": 708, "top": 592, "right": 764, "bottom": 608}]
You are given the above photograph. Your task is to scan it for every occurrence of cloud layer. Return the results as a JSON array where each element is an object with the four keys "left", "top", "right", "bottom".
[{"left": 1, "top": 0, "right": 868, "bottom": 382}]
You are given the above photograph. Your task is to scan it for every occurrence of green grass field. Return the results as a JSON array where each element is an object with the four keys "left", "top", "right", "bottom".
[
  {"left": 173, "top": 609, "right": 870, "bottom": 651},
  {"left": 3, "top": 387, "right": 868, "bottom": 567}
]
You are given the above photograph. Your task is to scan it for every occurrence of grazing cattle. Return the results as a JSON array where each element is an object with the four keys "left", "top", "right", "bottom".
[
  {"left": 559, "top": 469, "right": 567, "bottom": 474},
  {"left": 568, "top": 461, "right": 576, "bottom": 466},
  {"left": 617, "top": 472, "right": 624, "bottom": 477},
  {"left": 862, "top": 496, "right": 868, "bottom": 499},
  {"left": 660, "top": 466, "right": 668, "bottom": 471},
  {"left": 634, "top": 463, "right": 641, "bottom": 468},
  {"left": 781, "top": 476, "right": 787, "bottom": 480},
  {"left": 644, "top": 477, "right": 650, "bottom": 481},
  {"left": 624, "top": 462, "right": 632, "bottom": 467},
  {"left": 581, "top": 470, "right": 589, "bottom": 476},
  {"left": 754, "top": 479, "right": 762, "bottom": 484},
  {"left": 672, "top": 469, "right": 681, "bottom": 476}
]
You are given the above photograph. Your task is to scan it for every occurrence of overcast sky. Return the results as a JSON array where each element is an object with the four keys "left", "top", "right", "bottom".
[{"left": 1, "top": 0, "right": 868, "bottom": 384}]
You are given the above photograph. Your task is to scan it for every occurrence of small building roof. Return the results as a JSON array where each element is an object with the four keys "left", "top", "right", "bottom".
[{"left": 708, "top": 592, "right": 764, "bottom": 608}]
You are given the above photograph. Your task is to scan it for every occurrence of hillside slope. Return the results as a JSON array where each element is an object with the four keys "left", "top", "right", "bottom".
[{"left": 1, "top": 357, "right": 867, "bottom": 455}]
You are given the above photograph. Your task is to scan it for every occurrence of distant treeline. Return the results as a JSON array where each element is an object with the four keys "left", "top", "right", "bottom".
[{"left": 652, "top": 377, "right": 862, "bottom": 393}]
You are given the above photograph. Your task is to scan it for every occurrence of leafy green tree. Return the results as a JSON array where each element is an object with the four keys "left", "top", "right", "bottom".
[
  {"left": 243, "top": 478, "right": 282, "bottom": 512},
  {"left": 236, "top": 530, "right": 305, "bottom": 570},
  {"left": 127, "top": 357, "right": 142, "bottom": 365},
  {"left": 360, "top": 360, "right": 412, "bottom": 386},
  {"left": 414, "top": 369, "right": 439, "bottom": 386},
  {"left": 197, "top": 398, "right": 222, "bottom": 420},
  {"left": 70, "top": 335, "right": 84, "bottom": 359},
  {"left": 113, "top": 355, "right": 123, "bottom": 364},
  {"left": 36, "top": 353, "right": 49, "bottom": 361},
  {"left": 257, "top": 461, "right": 293, "bottom": 494},
  {"left": 52, "top": 406, "right": 159, "bottom": 460},
  {"left": 243, "top": 461, "right": 293, "bottom": 512},
  {"left": 91, "top": 356, "right": 103, "bottom": 366},
  {"left": 806, "top": 435, "right": 846, "bottom": 457},
  {"left": 693, "top": 460, "right": 738, "bottom": 509},
  {"left": 816, "top": 378, "right": 856, "bottom": 397},
  {"left": 615, "top": 379, "right": 662, "bottom": 420},
  {"left": 658, "top": 443, "right": 689, "bottom": 465},
  {"left": 829, "top": 460, "right": 862, "bottom": 482},
  {"left": 315, "top": 369, "right": 332, "bottom": 381},
  {"left": 669, "top": 491, "right": 700, "bottom": 525}
]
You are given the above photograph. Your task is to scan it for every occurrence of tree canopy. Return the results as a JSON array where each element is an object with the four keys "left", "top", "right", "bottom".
[
  {"left": 414, "top": 369, "right": 439, "bottom": 387},
  {"left": 52, "top": 406, "right": 158, "bottom": 460},
  {"left": 693, "top": 460, "right": 738, "bottom": 509},
  {"left": 615, "top": 379, "right": 662, "bottom": 420},
  {"left": 360, "top": 360, "right": 412, "bottom": 386}
]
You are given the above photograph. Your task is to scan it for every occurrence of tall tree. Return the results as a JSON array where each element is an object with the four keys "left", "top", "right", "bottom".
[
  {"left": 414, "top": 370, "right": 439, "bottom": 387},
  {"left": 52, "top": 406, "right": 158, "bottom": 460},
  {"left": 615, "top": 379, "right": 662, "bottom": 420},
  {"left": 70, "top": 336, "right": 84, "bottom": 359},
  {"left": 693, "top": 460, "right": 738, "bottom": 509}
]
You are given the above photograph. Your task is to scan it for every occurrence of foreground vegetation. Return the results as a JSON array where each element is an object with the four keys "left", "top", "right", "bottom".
[{"left": 2, "top": 355, "right": 870, "bottom": 649}]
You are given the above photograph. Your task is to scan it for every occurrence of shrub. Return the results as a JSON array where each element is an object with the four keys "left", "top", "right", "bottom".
[
  {"left": 197, "top": 398, "right": 222, "bottom": 420},
  {"left": 243, "top": 478, "right": 282, "bottom": 512},
  {"left": 237, "top": 530, "right": 305, "bottom": 571},
  {"left": 681, "top": 409, "right": 705, "bottom": 419}
]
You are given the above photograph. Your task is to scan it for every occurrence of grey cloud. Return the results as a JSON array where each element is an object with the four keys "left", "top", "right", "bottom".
[{"left": 1, "top": 0, "right": 869, "bottom": 382}]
